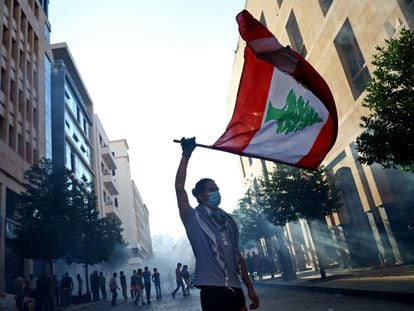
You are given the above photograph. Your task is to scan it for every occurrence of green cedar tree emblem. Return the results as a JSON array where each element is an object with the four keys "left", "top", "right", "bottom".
[{"left": 265, "top": 89, "right": 322, "bottom": 134}]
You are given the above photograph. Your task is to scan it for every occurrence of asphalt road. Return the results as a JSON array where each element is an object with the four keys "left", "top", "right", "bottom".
[{"left": 79, "top": 286, "right": 414, "bottom": 311}]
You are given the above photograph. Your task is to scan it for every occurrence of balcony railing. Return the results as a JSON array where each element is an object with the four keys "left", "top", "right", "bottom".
[
  {"left": 101, "top": 145, "right": 116, "bottom": 170},
  {"left": 103, "top": 172, "right": 119, "bottom": 195}
]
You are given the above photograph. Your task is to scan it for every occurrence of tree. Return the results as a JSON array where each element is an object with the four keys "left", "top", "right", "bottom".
[
  {"left": 232, "top": 187, "right": 276, "bottom": 250},
  {"left": 64, "top": 180, "right": 124, "bottom": 294},
  {"left": 356, "top": 28, "right": 414, "bottom": 171},
  {"left": 14, "top": 159, "right": 78, "bottom": 273},
  {"left": 260, "top": 164, "right": 341, "bottom": 278}
]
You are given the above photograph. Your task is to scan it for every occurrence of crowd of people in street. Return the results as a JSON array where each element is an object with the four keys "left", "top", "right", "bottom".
[
  {"left": 12, "top": 272, "right": 71, "bottom": 311},
  {"left": 12, "top": 263, "right": 194, "bottom": 310}
]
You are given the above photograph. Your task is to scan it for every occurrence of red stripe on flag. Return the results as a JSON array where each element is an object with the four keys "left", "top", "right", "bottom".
[
  {"left": 291, "top": 51, "right": 338, "bottom": 149},
  {"left": 236, "top": 10, "right": 274, "bottom": 42},
  {"left": 213, "top": 47, "right": 273, "bottom": 152},
  {"left": 297, "top": 117, "right": 335, "bottom": 168}
]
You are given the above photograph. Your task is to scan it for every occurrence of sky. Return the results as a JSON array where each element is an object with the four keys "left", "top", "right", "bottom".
[{"left": 49, "top": 0, "right": 247, "bottom": 240}]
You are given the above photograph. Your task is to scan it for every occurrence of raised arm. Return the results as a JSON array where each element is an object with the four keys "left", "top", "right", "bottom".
[{"left": 175, "top": 137, "right": 196, "bottom": 221}]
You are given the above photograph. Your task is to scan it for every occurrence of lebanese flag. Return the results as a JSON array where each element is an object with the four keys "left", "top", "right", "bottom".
[{"left": 213, "top": 10, "right": 338, "bottom": 169}]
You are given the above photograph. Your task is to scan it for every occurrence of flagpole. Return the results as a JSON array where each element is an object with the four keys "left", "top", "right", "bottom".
[{"left": 173, "top": 139, "right": 215, "bottom": 150}]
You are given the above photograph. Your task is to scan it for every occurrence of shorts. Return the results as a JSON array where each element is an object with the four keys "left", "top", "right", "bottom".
[{"left": 199, "top": 286, "right": 247, "bottom": 311}]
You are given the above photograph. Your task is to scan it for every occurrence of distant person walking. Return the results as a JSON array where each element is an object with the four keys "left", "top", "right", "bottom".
[
  {"left": 171, "top": 263, "right": 185, "bottom": 298},
  {"left": 143, "top": 266, "right": 152, "bottom": 304},
  {"left": 130, "top": 270, "right": 138, "bottom": 299},
  {"left": 119, "top": 271, "right": 127, "bottom": 300},
  {"left": 182, "top": 265, "right": 191, "bottom": 296},
  {"left": 76, "top": 274, "right": 83, "bottom": 296},
  {"left": 13, "top": 275, "right": 25, "bottom": 311},
  {"left": 134, "top": 269, "right": 145, "bottom": 306},
  {"left": 60, "top": 272, "right": 73, "bottom": 308},
  {"left": 109, "top": 273, "right": 119, "bottom": 306},
  {"left": 99, "top": 272, "right": 107, "bottom": 299},
  {"left": 152, "top": 268, "right": 161, "bottom": 299},
  {"left": 90, "top": 271, "right": 100, "bottom": 301}
]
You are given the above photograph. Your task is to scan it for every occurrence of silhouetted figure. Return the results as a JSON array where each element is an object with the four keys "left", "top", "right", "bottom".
[
  {"left": 37, "top": 274, "right": 51, "bottom": 311},
  {"left": 171, "top": 263, "right": 185, "bottom": 298},
  {"left": 142, "top": 266, "right": 152, "bottom": 304},
  {"left": 151, "top": 268, "right": 161, "bottom": 299},
  {"left": 13, "top": 275, "right": 25, "bottom": 311},
  {"left": 99, "top": 272, "right": 107, "bottom": 299},
  {"left": 182, "top": 265, "right": 191, "bottom": 296},
  {"left": 76, "top": 274, "right": 83, "bottom": 296},
  {"left": 60, "top": 272, "right": 73, "bottom": 308},
  {"left": 90, "top": 271, "right": 99, "bottom": 301},
  {"left": 130, "top": 270, "right": 137, "bottom": 299},
  {"left": 119, "top": 271, "right": 127, "bottom": 300},
  {"left": 108, "top": 272, "right": 119, "bottom": 306},
  {"left": 134, "top": 269, "right": 145, "bottom": 306}
]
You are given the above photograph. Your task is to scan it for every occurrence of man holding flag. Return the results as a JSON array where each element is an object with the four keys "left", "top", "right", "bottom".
[
  {"left": 175, "top": 137, "right": 259, "bottom": 310},
  {"left": 174, "top": 7, "right": 338, "bottom": 310}
]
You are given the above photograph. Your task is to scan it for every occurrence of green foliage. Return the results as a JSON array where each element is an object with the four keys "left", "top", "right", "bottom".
[
  {"left": 356, "top": 28, "right": 414, "bottom": 171},
  {"left": 64, "top": 179, "right": 125, "bottom": 266},
  {"left": 265, "top": 89, "right": 322, "bottom": 134},
  {"left": 14, "top": 158, "right": 125, "bottom": 268},
  {"left": 232, "top": 187, "right": 277, "bottom": 250},
  {"left": 15, "top": 158, "right": 76, "bottom": 263},
  {"left": 260, "top": 165, "right": 341, "bottom": 227}
]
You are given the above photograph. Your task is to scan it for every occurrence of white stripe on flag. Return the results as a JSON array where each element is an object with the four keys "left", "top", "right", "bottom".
[{"left": 244, "top": 68, "right": 330, "bottom": 164}]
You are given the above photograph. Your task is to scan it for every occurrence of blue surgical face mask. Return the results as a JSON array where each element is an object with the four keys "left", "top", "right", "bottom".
[{"left": 207, "top": 190, "right": 221, "bottom": 208}]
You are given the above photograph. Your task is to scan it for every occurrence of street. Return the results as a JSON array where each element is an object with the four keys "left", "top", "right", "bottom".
[{"left": 77, "top": 286, "right": 414, "bottom": 311}]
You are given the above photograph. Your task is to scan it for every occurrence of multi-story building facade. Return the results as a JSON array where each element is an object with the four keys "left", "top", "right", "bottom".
[
  {"left": 132, "top": 180, "right": 152, "bottom": 258},
  {"left": 110, "top": 139, "right": 152, "bottom": 260},
  {"left": 231, "top": 0, "right": 414, "bottom": 270},
  {"left": 51, "top": 42, "right": 94, "bottom": 186},
  {"left": 92, "top": 114, "right": 120, "bottom": 220},
  {"left": 0, "top": 0, "right": 51, "bottom": 292}
]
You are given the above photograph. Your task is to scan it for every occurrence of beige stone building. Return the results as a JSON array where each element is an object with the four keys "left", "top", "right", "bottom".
[
  {"left": 231, "top": 0, "right": 414, "bottom": 270},
  {"left": 0, "top": 0, "right": 51, "bottom": 292},
  {"left": 92, "top": 114, "right": 120, "bottom": 220},
  {"left": 110, "top": 139, "right": 152, "bottom": 260}
]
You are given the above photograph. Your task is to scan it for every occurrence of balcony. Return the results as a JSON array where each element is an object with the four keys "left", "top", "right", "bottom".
[
  {"left": 104, "top": 203, "right": 121, "bottom": 222},
  {"left": 103, "top": 172, "right": 119, "bottom": 195},
  {"left": 101, "top": 145, "right": 116, "bottom": 170}
]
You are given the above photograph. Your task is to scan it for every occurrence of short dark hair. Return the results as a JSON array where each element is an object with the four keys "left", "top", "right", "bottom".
[{"left": 192, "top": 178, "right": 214, "bottom": 202}]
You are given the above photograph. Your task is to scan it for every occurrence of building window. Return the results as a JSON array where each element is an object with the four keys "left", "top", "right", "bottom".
[
  {"left": 248, "top": 157, "right": 253, "bottom": 166},
  {"left": 72, "top": 133, "right": 79, "bottom": 142},
  {"left": 277, "top": 0, "right": 283, "bottom": 8},
  {"left": 286, "top": 10, "right": 307, "bottom": 57},
  {"left": 70, "top": 151, "right": 76, "bottom": 173},
  {"left": 1, "top": 67, "right": 6, "bottom": 93},
  {"left": 260, "top": 12, "right": 267, "bottom": 27},
  {"left": 319, "top": 0, "right": 333, "bottom": 16},
  {"left": 114, "top": 198, "right": 118, "bottom": 207},
  {"left": 2, "top": 25, "right": 9, "bottom": 49},
  {"left": 0, "top": 115, "right": 5, "bottom": 141},
  {"left": 26, "top": 142, "right": 31, "bottom": 163},
  {"left": 8, "top": 124, "right": 15, "bottom": 150},
  {"left": 334, "top": 19, "right": 371, "bottom": 99},
  {"left": 17, "top": 133, "right": 23, "bottom": 157}
]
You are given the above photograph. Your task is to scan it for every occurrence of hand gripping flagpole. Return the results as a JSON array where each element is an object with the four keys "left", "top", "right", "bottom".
[{"left": 173, "top": 139, "right": 215, "bottom": 151}]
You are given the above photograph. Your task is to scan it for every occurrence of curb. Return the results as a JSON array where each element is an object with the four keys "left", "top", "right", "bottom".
[{"left": 254, "top": 282, "right": 414, "bottom": 304}]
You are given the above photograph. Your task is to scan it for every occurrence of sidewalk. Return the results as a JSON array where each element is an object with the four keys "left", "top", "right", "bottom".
[{"left": 255, "top": 263, "right": 414, "bottom": 303}]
